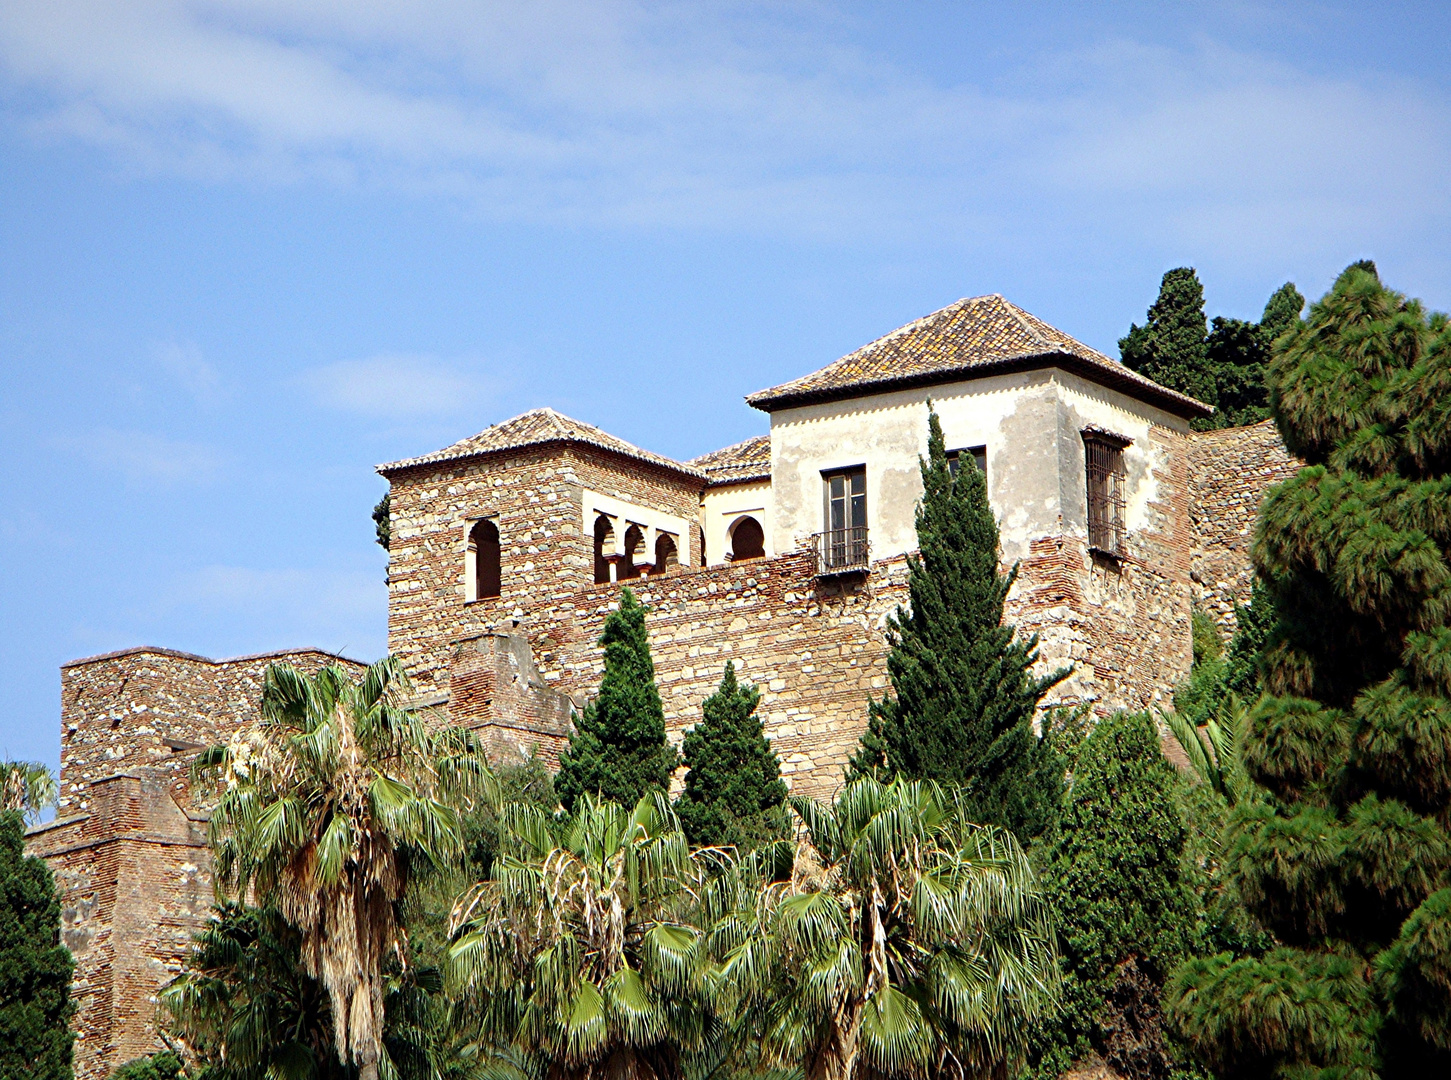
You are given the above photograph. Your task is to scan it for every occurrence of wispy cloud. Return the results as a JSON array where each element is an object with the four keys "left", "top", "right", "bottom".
[
  {"left": 299, "top": 353, "right": 497, "bottom": 419},
  {"left": 56, "top": 427, "right": 224, "bottom": 483},
  {"left": 153, "top": 340, "right": 224, "bottom": 404},
  {"left": 0, "top": 2, "right": 1446, "bottom": 261}
]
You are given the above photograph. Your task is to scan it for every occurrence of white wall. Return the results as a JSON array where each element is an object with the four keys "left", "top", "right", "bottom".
[
  {"left": 766, "top": 369, "right": 1190, "bottom": 563},
  {"left": 700, "top": 479, "right": 773, "bottom": 566}
]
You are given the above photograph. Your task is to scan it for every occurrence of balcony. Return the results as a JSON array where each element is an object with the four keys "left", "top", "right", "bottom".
[{"left": 812, "top": 526, "right": 870, "bottom": 576}]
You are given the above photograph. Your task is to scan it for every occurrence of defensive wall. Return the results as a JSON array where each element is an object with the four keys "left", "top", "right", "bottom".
[
  {"left": 26, "top": 647, "right": 364, "bottom": 1080},
  {"left": 31, "top": 420, "right": 1296, "bottom": 1078}
]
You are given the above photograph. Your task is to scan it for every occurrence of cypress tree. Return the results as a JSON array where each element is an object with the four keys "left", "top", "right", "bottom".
[
  {"left": 0, "top": 810, "right": 75, "bottom": 1080},
  {"left": 674, "top": 662, "right": 787, "bottom": 850},
  {"left": 1039, "top": 712, "right": 1202, "bottom": 1080},
  {"left": 1124, "top": 270, "right": 1306, "bottom": 430},
  {"left": 555, "top": 588, "right": 679, "bottom": 811},
  {"left": 1166, "top": 264, "right": 1451, "bottom": 1077},
  {"left": 848, "top": 408, "right": 1068, "bottom": 840},
  {"left": 1120, "top": 267, "right": 1215, "bottom": 416}
]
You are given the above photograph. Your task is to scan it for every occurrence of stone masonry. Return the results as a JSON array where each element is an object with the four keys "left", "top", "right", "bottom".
[
  {"left": 27, "top": 646, "right": 363, "bottom": 1080},
  {"left": 1187, "top": 420, "right": 1301, "bottom": 635}
]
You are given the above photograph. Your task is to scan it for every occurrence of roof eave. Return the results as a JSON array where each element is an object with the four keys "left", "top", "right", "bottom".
[{"left": 746, "top": 352, "right": 1213, "bottom": 420}]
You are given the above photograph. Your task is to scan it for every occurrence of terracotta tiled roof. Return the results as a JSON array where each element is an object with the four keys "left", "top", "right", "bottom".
[
  {"left": 746, "top": 294, "right": 1213, "bottom": 419},
  {"left": 690, "top": 434, "right": 771, "bottom": 486},
  {"left": 377, "top": 407, "right": 708, "bottom": 480}
]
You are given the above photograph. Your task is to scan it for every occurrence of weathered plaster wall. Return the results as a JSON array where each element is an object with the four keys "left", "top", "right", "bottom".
[{"left": 764, "top": 370, "right": 1190, "bottom": 566}]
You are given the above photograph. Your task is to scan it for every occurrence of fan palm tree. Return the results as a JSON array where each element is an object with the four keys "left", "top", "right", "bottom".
[
  {"left": 160, "top": 901, "right": 346, "bottom": 1080},
  {"left": 713, "top": 777, "right": 1059, "bottom": 1080},
  {"left": 1160, "top": 692, "right": 1250, "bottom": 806},
  {"left": 1, "top": 759, "right": 57, "bottom": 823},
  {"left": 200, "top": 657, "right": 492, "bottom": 1080},
  {"left": 447, "top": 792, "right": 721, "bottom": 1080}
]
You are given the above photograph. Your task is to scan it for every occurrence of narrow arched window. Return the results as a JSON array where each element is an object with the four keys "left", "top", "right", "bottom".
[
  {"left": 729, "top": 516, "right": 765, "bottom": 561},
  {"left": 654, "top": 533, "right": 678, "bottom": 575},
  {"left": 593, "top": 515, "right": 616, "bottom": 584},
  {"left": 620, "top": 524, "right": 645, "bottom": 580},
  {"left": 470, "top": 519, "right": 501, "bottom": 600}
]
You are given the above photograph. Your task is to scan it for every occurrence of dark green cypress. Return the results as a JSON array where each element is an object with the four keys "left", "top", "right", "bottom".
[
  {"left": 848, "top": 408, "right": 1068, "bottom": 840},
  {"left": 0, "top": 811, "right": 75, "bottom": 1080},
  {"left": 1166, "top": 264, "right": 1451, "bottom": 1077},
  {"left": 1040, "top": 711, "right": 1201, "bottom": 1080},
  {"left": 555, "top": 588, "right": 679, "bottom": 811},
  {"left": 674, "top": 662, "right": 787, "bottom": 850},
  {"left": 1259, "top": 281, "right": 1306, "bottom": 345},
  {"left": 1120, "top": 268, "right": 1215, "bottom": 418}
]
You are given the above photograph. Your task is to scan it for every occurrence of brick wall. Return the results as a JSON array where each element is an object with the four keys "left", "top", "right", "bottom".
[{"left": 1187, "top": 420, "right": 1300, "bottom": 634}]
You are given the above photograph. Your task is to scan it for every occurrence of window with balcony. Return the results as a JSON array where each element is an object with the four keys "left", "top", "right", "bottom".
[{"left": 817, "top": 466, "right": 868, "bottom": 573}]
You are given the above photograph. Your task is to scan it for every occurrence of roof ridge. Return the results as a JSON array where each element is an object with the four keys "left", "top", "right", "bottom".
[{"left": 996, "top": 295, "right": 1054, "bottom": 348}]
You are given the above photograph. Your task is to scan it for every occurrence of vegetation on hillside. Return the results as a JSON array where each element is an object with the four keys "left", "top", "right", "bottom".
[{"left": 1121, "top": 267, "right": 1305, "bottom": 429}]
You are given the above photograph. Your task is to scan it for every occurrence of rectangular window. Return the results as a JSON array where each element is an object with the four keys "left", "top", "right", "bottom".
[
  {"left": 821, "top": 466, "right": 868, "bottom": 570},
  {"left": 1084, "top": 435, "right": 1127, "bottom": 556},
  {"left": 947, "top": 446, "right": 988, "bottom": 482}
]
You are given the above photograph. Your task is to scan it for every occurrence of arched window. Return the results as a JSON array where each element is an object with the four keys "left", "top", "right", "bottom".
[
  {"left": 654, "top": 533, "right": 678, "bottom": 575},
  {"left": 469, "top": 519, "right": 501, "bottom": 600},
  {"left": 593, "top": 515, "right": 616, "bottom": 584},
  {"left": 729, "top": 516, "right": 765, "bottom": 561},
  {"left": 620, "top": 524, "right": 645, "bottom": 580}
]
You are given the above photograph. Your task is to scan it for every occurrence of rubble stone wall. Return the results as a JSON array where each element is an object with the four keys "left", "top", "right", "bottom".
[
  {"left": 1187, "top": 420, "right": 1300, "bottom": 634},
  {"left": 33, "top": 646, "right": 362, "bottom": 1080}
]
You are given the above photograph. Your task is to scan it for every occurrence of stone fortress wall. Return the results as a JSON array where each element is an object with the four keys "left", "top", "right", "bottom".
[
  {"left": 31, "top": 418, "right": 1298, "bottom": 1080},
  {"left": 25, "top": 647, "right": 364, "bottom": 1080}
]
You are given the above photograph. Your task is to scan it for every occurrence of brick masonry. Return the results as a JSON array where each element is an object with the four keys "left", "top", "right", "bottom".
[{"left": 31, "top": 421, "right": 1298, "bottom": 1078}]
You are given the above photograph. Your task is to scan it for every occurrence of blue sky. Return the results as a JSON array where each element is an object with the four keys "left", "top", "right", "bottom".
[{"left": 3, "top": 1, "right": 1450, "bottom": 772}]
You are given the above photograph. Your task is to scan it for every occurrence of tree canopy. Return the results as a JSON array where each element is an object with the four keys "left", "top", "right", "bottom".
[
  {"left": 1166, "top": 263, "right": 1451, "bottom": 1077},
  {"left": 674, "top": 662, "right": 787, "bottom": 851},
  {"left": 0, "top": 810, "right": 75, "bottom": 1080},
  {"left": 1122, "top": 268, "right": 1304, "bottom": 429}
]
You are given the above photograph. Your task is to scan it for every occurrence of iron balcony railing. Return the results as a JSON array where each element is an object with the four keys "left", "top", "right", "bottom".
[{"left": 812, "top": 526, "right": 870, "bottom": 576}]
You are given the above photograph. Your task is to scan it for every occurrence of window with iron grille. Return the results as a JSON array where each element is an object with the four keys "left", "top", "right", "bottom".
[{"left": 1084, "top": 435, "right": 1127, "bottom": 556}]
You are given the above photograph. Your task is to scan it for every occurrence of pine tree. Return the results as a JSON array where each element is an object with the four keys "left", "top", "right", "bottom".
[
  {"left": 1038, "top": 712, "right": 1202, "bottom": 1080},
  {"left": 555, "top": 588, "right": 679, "bottom": 811},
  {"left": 1166, "top": 264, "right": 1451, "bottom": 1077},
  {"left": 848, "top": 409, "right": 1068, "bottom": 840},
  {"left": 674, "top": 662, "right": 787, "bottom": 850},
  {"left": 0, "top": 811, "right": 75, "bottom": 1080},
  {"left": 1120, "top": 268, "right": 1215, "bottom": 416}
]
